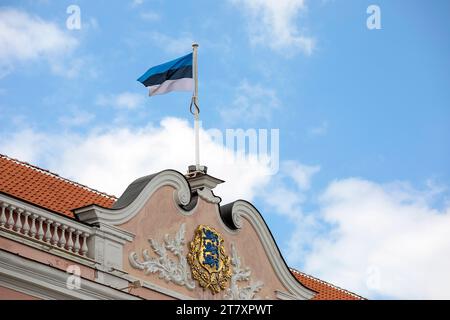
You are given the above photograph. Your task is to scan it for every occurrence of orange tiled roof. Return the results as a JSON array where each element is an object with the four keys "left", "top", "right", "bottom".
[
  {"left": 0, "top": 154, "right": 116, "bottom": 218},
  {"left": 291, "top": 269, "right": 365, "bottom": 300}
]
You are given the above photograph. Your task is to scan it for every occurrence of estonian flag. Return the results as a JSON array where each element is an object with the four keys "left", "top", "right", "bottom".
[{"left": 137, "top": 53, "right": 194, "bottom": 96}]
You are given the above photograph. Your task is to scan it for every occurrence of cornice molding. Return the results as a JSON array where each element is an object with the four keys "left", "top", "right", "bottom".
[{"left": 0, "top": 249, "right": 140, "bottom": 300}]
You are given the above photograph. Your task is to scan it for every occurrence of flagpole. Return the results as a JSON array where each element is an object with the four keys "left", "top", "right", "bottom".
[{"left": 192, "top": 43, "right": 200, "bottom": 171}]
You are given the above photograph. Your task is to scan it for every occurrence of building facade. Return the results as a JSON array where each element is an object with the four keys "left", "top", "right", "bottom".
[{"left": 0, "top": 154, "right": 363, "bottom": 300}]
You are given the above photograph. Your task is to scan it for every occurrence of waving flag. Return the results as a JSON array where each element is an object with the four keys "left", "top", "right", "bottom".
[{"left": 137, "top": 53, "right": 194, "bottom": 96}]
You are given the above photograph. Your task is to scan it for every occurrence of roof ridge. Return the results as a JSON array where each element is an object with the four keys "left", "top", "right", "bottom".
[
  {"left": 290, "top": 268, "right": 366, "bottom": 300},
  {"left": 0, "top": 153, "right": 117, "bottom": 200}
]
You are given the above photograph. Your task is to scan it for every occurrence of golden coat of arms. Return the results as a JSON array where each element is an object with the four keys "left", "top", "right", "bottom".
[{"left": 187, "top": 225, "right": 231, "bottom": 294}]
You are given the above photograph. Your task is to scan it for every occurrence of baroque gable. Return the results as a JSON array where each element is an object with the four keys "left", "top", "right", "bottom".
[{"left": 74, "top": 169, "right": 315, "bottom": 300}]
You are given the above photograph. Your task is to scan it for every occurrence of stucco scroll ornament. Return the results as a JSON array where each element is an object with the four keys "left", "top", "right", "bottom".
[
  {"left": 187, "top": 225, "right": 232, "bottom": 294},
  {"left": 196, "top": 188, "right": 221, "bottom": 204},
  {"left": 224, "top": 243, "right": 264, "bottom": 300},
  {"left": 129, "top": 223, "right": 195, "bottom": 290}
]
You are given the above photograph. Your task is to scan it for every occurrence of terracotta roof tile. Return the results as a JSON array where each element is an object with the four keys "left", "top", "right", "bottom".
[
  {"left": 291, "top": 269, "right": 366, "bottom": 300},
  {"left": 0, "top": 154, "right": 116, "bottom": 218}
]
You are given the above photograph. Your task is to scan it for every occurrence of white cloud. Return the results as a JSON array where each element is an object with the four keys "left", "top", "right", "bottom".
[
  {"left": 264, "top": 167, "right": 450, "bottom": 299},
  {"left": 132, "top": 0, "right": 144, "bottom": 7},
  {"left": 0, "top": 8, "right": 78, "bottom": 76},
  {"left": 230, "top": 0, "right": 315, "bottom": 55},
  {"left": 0, "top": 129, "right": 51, "bottom": 164},
  {"left": 301, "top": 179, "right": 450, "bottom": 299},
  {"left": 96, "top": 92, "right": 145, "bottom": 110},
  {"left": 283, "top": 160, "right": 320, "bottom": 190},
  {"left": 0, "top": 117, "right": 272, "bottom": 202},
  {"left": 50, "top": 57, "right": 90, "bottom": 79},
  {"left": 149, "top": 32, "right": 194, "bottom": 55},
  {"left": 220, "top": 80, "right": 280, "bottom": 124},
  {"left": 82, "top": 17, "right": 100, "bottom": 31}
]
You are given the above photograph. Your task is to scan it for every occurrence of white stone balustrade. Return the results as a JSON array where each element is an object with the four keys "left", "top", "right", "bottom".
[{"left": 0, "top": 197, "right": 92, "bottom": 258}]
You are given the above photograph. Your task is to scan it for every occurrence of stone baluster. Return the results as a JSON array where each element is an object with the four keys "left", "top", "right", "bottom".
[
  {"left": 30, "top": 214, "right": 38, "bottom": 238},
  {"left": 67, "top": 228, "right": 75, "bottom": 252},
  {"left": 51, "top": 222, "right": 60, "bottom": 246},
  {"left": 0, "top": 200, "right": 92, "bottom": 258},
  {"left": 0, "top": 203, "right": 7, "bottom": 227},
  {"left": 44, "top": 219, "right": 53, "bottom": 242},
  {"left": 37, "top": 217, "right": 45, "bottom": 241},
  {"left": 74, "top": 230, "right": 81, "bottom": 254},
  {"left": 59, "top": 225, "right": 67, "bottom": 248},
  {"left": 81, "top": 232, "right": 89, "bottom": 256},
  {"left": 22, "top": 211, "right": 30, "bottom": 236},
  {"left": 14, "top": 208, "right": 23, "bottom": 232},
  {"left": 7, "top": 206, "right": 15, "bottom": 229}
]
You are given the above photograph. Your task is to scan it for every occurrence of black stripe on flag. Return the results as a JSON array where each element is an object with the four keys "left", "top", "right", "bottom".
[{"left": 142, "top": 65, "right": 193, "bottom": 87}]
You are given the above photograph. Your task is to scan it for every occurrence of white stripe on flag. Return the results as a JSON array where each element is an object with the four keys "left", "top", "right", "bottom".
[{"left": 148, "top": 78, "right": 194, "bottom": 96}]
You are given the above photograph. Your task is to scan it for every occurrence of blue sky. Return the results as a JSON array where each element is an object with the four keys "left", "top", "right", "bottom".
[{"left": 1, "top": 0, "right": 449, "bottom": 299}]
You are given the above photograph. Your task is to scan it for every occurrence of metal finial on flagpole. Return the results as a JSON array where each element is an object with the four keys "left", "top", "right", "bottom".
[{"left": 192, "top": 43, "right": 201, "bottom": 172}]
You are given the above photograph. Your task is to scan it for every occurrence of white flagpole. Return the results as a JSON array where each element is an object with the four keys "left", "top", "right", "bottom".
[{"left": 192, "top": 43, "right": 200, "bottom": 171}]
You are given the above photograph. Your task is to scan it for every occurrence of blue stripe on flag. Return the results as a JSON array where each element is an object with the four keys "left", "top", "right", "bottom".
[{"left": 137, "top": 53, "right": 193, "bottom": 84}]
